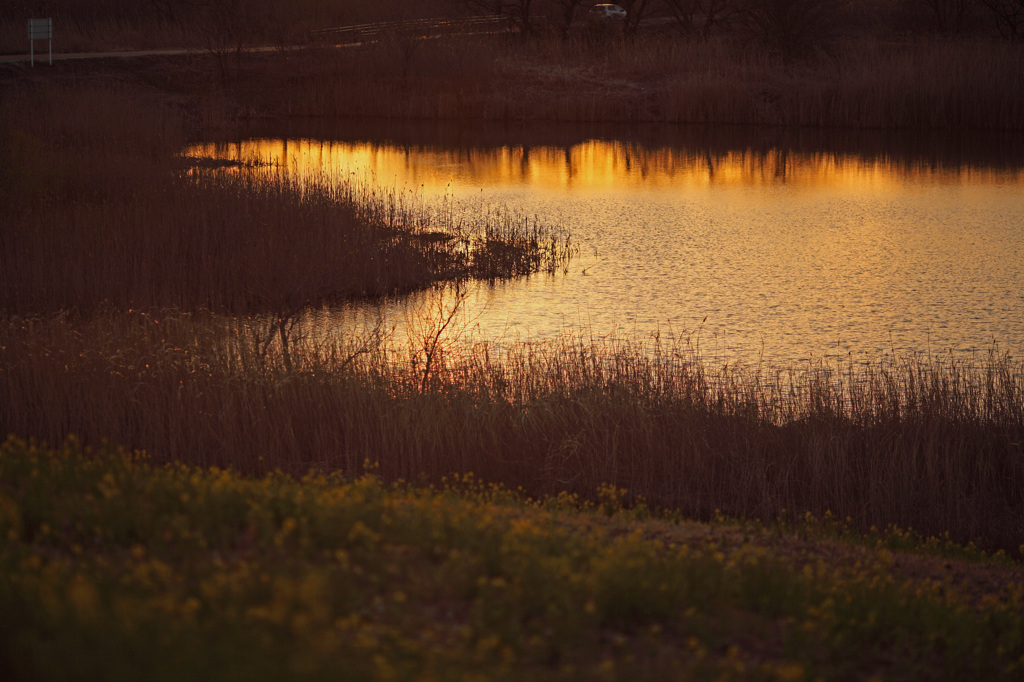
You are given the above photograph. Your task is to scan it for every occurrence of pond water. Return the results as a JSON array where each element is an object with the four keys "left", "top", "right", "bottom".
[{"left": 189, "top": 123, "right": 1024, "bottom": 365}]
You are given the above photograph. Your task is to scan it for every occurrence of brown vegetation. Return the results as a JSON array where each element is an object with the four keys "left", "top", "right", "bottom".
[
  {"left": 0, "top": 0, "right": 461, "bottom": 54},
  {"left": 2, "top": 310, "right": 1021, "bottom": 553},
  {"left": 3, "top": 0, "right": 1021, "bottom": 54},
  {"left": 0, "top": 83, "right": 570, "bottom": 315},
  {"left": 2, "top": 2, "right": 1022, "bottom": 561},
  {"left": 13, "top": 27, "right": 1019, "bottom": 131},
  {"left": 4, "top": 1, "right": 1024, "bottom": 130},
  {"left": 259, "top": 34, "right": 1024, "bottom": 129}
]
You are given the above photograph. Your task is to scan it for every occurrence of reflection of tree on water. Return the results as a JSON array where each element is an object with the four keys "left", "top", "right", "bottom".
[
  {"left": 228, "top": 118, "right": 1024, "bottom": 177},
  {"left": 187, "top": 134, "right": 1024, "bottom": 194},
  {"left": 774, "top": 148, "right": 788, "bottom": 182}
]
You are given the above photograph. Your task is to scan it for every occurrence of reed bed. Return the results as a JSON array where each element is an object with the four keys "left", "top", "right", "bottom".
[
  {"left": 6, "top": 1, "right": 1024, "bottom": 129},
  {"left": 0, "top": 83, "right": 571, "bottom": 315},
  {"left": 6, "top": 19, "right": 1024, "bottom": 130},
  {"left": 3, "top": 311, "right": 1021, "bottom": 553},
  {"left": 184, "top": 32, "right": 1024, "bottom": 130}
]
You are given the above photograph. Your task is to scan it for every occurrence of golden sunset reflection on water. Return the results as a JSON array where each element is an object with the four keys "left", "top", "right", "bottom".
[
  {"left": 188, "top": 138, "right": 1024, "bottom": 194},
  {"left": 187, "top": 137, "right": 1024, "bottom": 364}
]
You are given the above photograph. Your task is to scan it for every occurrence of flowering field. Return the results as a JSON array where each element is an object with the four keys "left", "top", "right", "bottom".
[{"left": 1, "top": 437, "right": 1021, "bottom": 681}]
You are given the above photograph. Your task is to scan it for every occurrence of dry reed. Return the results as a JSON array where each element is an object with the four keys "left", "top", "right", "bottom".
[
  {"left": 0, "top": 82, "right": 570, "bottom": 315},
  {"left": 173, "top": 32, "right": 1024, "bottom": 130},
  {"left": 6, "top": 12, "right": 1023, "bottom": 130},
  {"left": 3, "top": 310, "right": 1021, "bottom": 553}
]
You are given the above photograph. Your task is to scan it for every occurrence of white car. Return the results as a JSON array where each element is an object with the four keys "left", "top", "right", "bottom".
[{"left": 589, "top": 4, "right": 627, "bottom": 21}]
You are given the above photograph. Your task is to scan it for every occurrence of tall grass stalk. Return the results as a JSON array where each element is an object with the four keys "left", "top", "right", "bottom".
[{"left": 3, "top": 311, "right": 1021, "bottom": 552}]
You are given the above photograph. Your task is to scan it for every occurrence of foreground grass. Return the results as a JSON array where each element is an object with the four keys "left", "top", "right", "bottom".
[{"left": 1, "top": 437, "right": 1021, "bottom": 681}]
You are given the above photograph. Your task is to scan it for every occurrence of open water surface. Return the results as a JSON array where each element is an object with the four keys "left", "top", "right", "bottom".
[{"left": 189, "top": 123, "right": 1024, "bottom": 365}]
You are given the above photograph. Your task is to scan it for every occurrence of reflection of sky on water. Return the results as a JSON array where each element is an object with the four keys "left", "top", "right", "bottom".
[{"left": 186, "top": 138, "right": 1024, "bottom": 365}]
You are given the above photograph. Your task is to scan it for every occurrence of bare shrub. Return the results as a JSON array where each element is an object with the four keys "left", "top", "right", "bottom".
[
  {"left": 734, "top": 0, "right": 856, "bottom": 59},
  {"left": 980, "top": 0, "right": 1024, "bottom": 39}
]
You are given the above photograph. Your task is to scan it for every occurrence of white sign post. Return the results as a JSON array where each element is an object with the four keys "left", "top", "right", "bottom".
[{"left": 28, "top": 18, "right": 52, "bottom": 66}]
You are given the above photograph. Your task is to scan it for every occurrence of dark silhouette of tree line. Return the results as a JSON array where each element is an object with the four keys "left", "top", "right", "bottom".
[
  {"left": 4, "top": 0, "right": 1024, "bottom": 57},
  {"left": 459, "top": 0, "right": 1024, "bottom": 44}
]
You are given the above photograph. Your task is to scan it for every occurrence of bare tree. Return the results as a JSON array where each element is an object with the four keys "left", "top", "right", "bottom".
[
  {"left": 696, "top": 0, "right": 740, "bottom": 34},
  {"left": 408, "top": 283, "right": 472, "bottom": 393},
  {"left": 662, "top": 0, "right": 738, "bottom": 36},
  {"left": 195, "top": 0, "right": 263, "bottom": 82},
  {"left": 507, "top": 0, "right": 540, "bottom": 33},
  {"left": 919, "top": 0, "right": 977, "bottom": 34},
  {"left": 662, "top": 0, "right": 700, "bottom": 33},
  {"left": 618, "top": 0, "right": 656, "bottom": 34},
  {"left": 979, "top": 0, "right": 1024, "bottom": 38},
  {"left": 459, "top": 0, "right": 538, "bottom": 33},
  {"left": 736, "top": 0, "right": 850, "bottom": 58},
  {"left": 552, "top": 0, "right": 589, "bottom": 36}
]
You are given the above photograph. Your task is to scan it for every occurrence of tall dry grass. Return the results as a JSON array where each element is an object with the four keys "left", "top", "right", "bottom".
[
  {"left": 188, "top": 31, "right": 1024, "bottom": 130},
  {"left": 5, "top": 14, "right": 1023, "bottom": 130},
  {"left": 3, "top": 310, "right": 1021, "bottom": 552},
  {"left": 0, "top": 82, "right": 571, "bottom": 315}
]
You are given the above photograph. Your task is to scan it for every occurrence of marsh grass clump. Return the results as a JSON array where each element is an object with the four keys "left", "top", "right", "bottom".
[
  {"left": 3, "top": 312, "right": 1022, "bottom": 553},
  {"left": 0, "top": 82, "right": 571, "bottom": 315},
  {"left": 1, "top": 436, "right": 1021, "bottom": 681}
]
